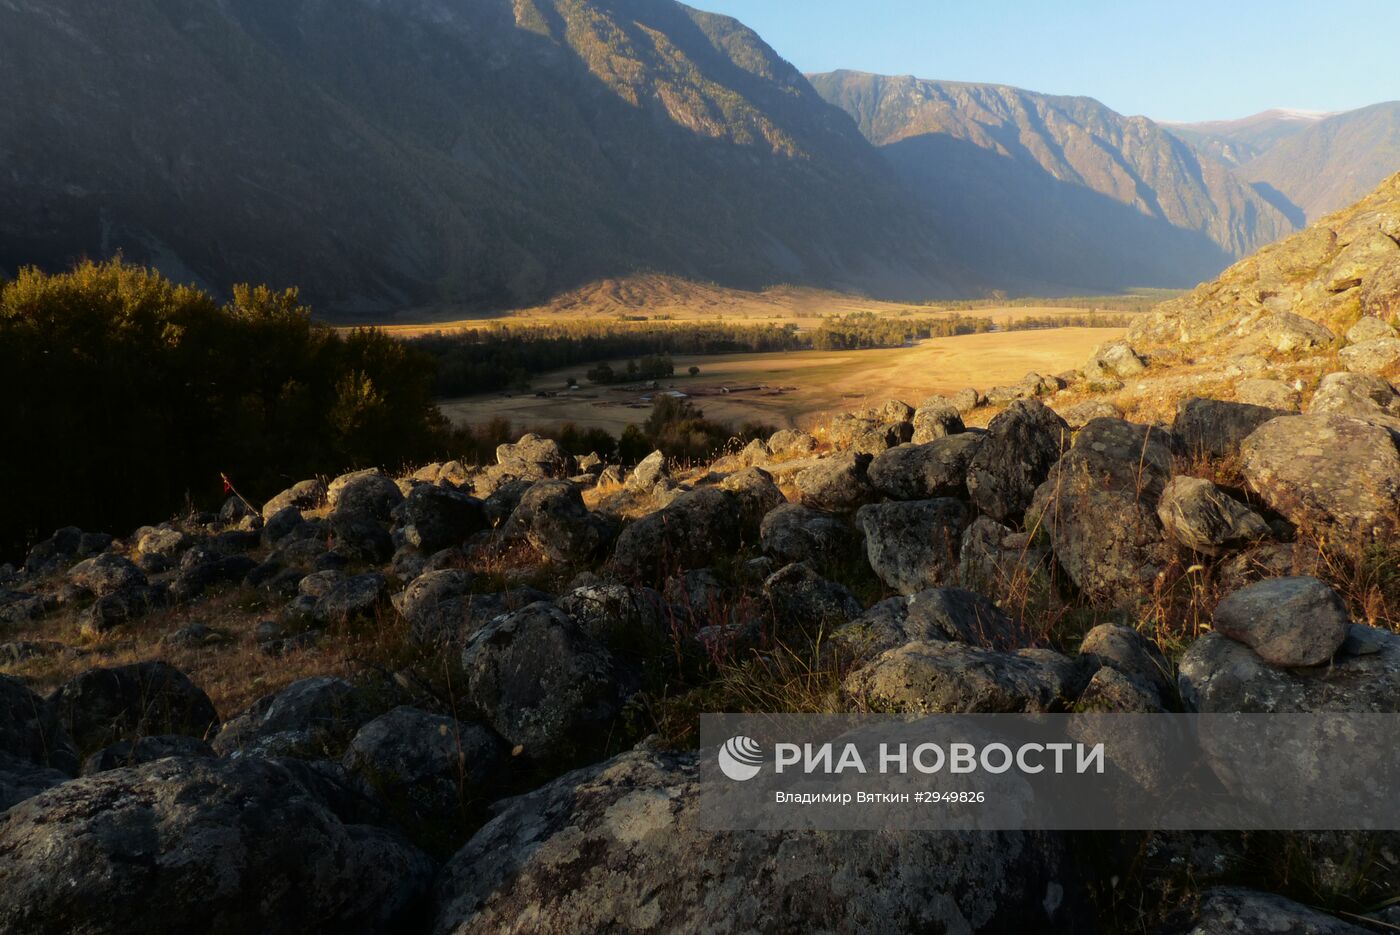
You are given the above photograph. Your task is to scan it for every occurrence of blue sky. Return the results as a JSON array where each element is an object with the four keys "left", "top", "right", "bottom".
[{"left": 686, "top": 0, "right": 1400, "bottom": 123}]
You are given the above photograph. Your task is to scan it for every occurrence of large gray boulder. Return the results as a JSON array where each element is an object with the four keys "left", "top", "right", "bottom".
[
  {"left": 1179, "top": 628, "right": 1400, "bottom": 713},
  {"left": 1028, "top": 419, "right": 1174, "bottom": 606},
  {"left": 399, "top": 484, "right": 486, "bottom": 552},
  {"left": 213, "top": 676, "right": 384, "bottom": 759},
  {"left": 836, "top": 588, "right": 1030, "bottom": 657},
  {"left": 0, "top": 675, "right": 78, "bottom": 775},
  {"left": 327, "top": 468, "right": 403, "bottom": 521},
  {"left": 496, "top": 434, "right": 573, "bottom": 480},
  {"left": 762, "top": 563, "right": 863, "bottom": 637},
  {"left": 430, "top": 749, "right": 1085, "bottom": 934},
  {"left": 868, "top": 435, "right": 981, "bottom": 501},
  {"left": 966, "top": 399, "right": 1070, "bottom": 524},
  {"left": 1077, "top": 624, "right": 1173, "bottom": 703},
  {"left": 261, "top": 478, "right": 326, "bottom": 521},
  {"left": 0, "top": 757, "right": 433, "bottom": 934},
  {"left": 1240, "top": 413, "right": 1400, "bottom": 542},
  {"left": 759, "top": 503, "right": 858, "bottom": 568},
  {"left": 0, "top": 751, "right": 68, "bottom": 813},
  {"left": 609, "top": 488, "right": 741, "bottom": 580},
  {"left": 845, "top": 642, "right": 1080, "bottom": 714},
  {"left": 856, "top": 499, "right": 969, "bottom": 596},
  {"left": 556, "top": 584, "right": 671, "bottom": 659},
  {"left": 461, "top": 602, "right": 633, "bottom": 766},
  {"left": 794, "top": 451, "right": 875, "bottom": 512},
  {"left": 625, "top": 450, "right": 669, "bottom": 493},
  {"left": 1340, "top": 337, "right": 1400, "bottom": 374},
  {"left": 1306, "top": 371, "right": 1400, "bottom": 431},
  {"left": 400, "top": 574, "right": 550, "bottom": 647},
  {"left": 1211, "top": 577, "right": 1350, "bottom": 668},
  {"left": 504, "top": 480, "right": 614, "bottom": 564},
  {"left": 1173, "top": 397, "right": 1289, "bottom": 459},
  {"left": 47, "top": 662, "right": 219, "bottom": 753},
  {"left": 717, "top": 467, "right": 786, "bottom": 532},
  {"left": 957, "top": 515, "right": 1047, "bottom": 596},
  {"left": 910, "top": 396, "right": 965, "bottom": 443},
  {"left": 1184, "top": 887, "right": 1369, "bottom": 935},
  {"left": 1156, "top": 476, "right": 1269, "bottom": 555},
  {"left": 343, "top": 706, "right": 506, "bottom": 831},
  {"left": 66, "top": 553, "right": 146, "bottom": 598}
]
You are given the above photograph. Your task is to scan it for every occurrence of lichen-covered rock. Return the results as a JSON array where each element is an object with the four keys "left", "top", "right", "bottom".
[
  {"left": 0, "top": 675, "right": 78, "bottom": 775},
  {"left": 766, "top": 429, "right": 817, "bottom": 458},
  {"left": 836, "top": 588, "right": 1030, "bottom": 657},
  {"left": 47, "top": 662, "right": 219, "bottom": 753},
  {"left": 557, "top": 584, "right": 670, "bottom": 658},
  {"left": 1028, "top": 419, "right": 1174, "bottom": 606},
  {"left": 911, "top": 396, "right": 965, "bottom": 443},
  {"left": 261, "top": 478, "right": 326, "bottom": 520},
  {"left": 1234, "top": 378, "right": 1301, "bottom": 411},
  {"left": 957, "top": 516, "right": 1047, "bottom": 596},
  {"left": 1077, "top": 624, "right": 1173, "bottom": 703},
  {"left": 400, "top": 573, "right": 549, "bottom": 647},
  {"left": 856, "top": 499, "right": 970, "bottom": 595},
  {"left": 1084, "top": 339, "right": 1146, "bottom": 379},
  {"left": 66, "top": 553, "right": 146, "bottom": 598},
  {"left": 0, "top": 751, "right": 68, "bottom": 813},
  {"left": 762, "top": 562, "right": 863, "bottom": 637},
  {"left": 1179, "top": 628, "right": 1400, "bottom": 713},
  {"left": 80, "top": 734, "right": 214, "bottom": 775},
  {"left": 950, "top": 387, "right": 984, "bottom": 413},
  {"left": 504, "top": 480, "right": 613, "bottom": 564},
  {"left": 609, "top": 488, "right": 741, "bottom": 580},
  {"left": 1184, "top": 887, "right": 1368, "bottom": 935},
  {"left": 845, "top": 641, "right": 1080, "bottom": 714},
  {"left": 794, "top": 452, "right": 875, "bottom": 512},
  {"left": 213, "top": 676, "right": 386, "bottom": 759},
  {"left": 496, "top": 434, "right": 573, "bottom": 480},
  {"left": 717, "top": 467, "right": 786, "bottom": 531},
  {"left": 461, "top": 602, "right": 633, "bottom": 767},
  {"left": 1240, "top": 413, "right": 1400, "bottom": 542},
  {"left": 1156, "top": 476, "right": 1269, "bottom": 555},
  {"left": 313, "top": 573, "right": 388, "bottom": 624},
  {"left": 430, "top": 749, "right": 1084, "bottom": 934},
  {"left": 343, "top": 706, "right": 506, "bottom": 831},
  {"left": 1211, "top": 576, "right": 1349, "bottom": 668},
  {"left": 399, "top": 484, "right": 486, "bottom": 552},
  {"left": 1259, "top": 311, "right": 1335, "bottom": 353},
  {"left": 1173, "top": 397, "right": 1288, "bottom": 459},
  {"left": 966, "top": 399, "right": 1070, "bottom": 524},
  {"left": 1306, "top": 371, "right": 1400, "bottom": 430},
  {"left": 1340, "top": 337, "right": 1400, "bottom": 374},
  {"left": 758, "top": 503, "right": 858, "bottom": 568},
  {"left": 625, "top": 450, "right": 669, "bottom": 492},
  {"left": 868, "top": 435, "right": 981, "bottom": 500},
  {"left": 1055, "top": 400, "right": 1123, "bottom": 429},
  {"left": 0, "top": 756, "right": 433, "bottom": 934},
  {"left": 327, "top": 468, "right": 403, "bottom": 521}
]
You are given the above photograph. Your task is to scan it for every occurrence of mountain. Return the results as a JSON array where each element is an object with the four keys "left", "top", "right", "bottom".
[
  {"left": 0, "top": 0, "right": 965, "bottom": 317},
  {"left": 809, "top": 70, "right": 1297, "bottom": 295},
  {"left": 1236, "top": 102, "right": 1400, "bottom": 224},
  {"left": 1162, "top": 109, "right": 1329, "bottom": 167}
]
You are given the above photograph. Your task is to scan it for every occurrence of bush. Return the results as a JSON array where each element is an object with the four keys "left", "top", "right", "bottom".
[{"left": 0, "top": 259, "right": 446, "bottom": 559}]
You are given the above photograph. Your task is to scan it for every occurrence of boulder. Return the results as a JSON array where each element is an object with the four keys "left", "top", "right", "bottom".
[
  {"left": 170, "top": 548, "right": 257, "bottom": 601},
  {"left": 461, "top": 602, "right": 633, "bottom": 766},
  {"left": 23, "top": 526, "right": 84, "bottom": 576},
  {"left": 328, "top": 512, "right": 394, "bottom": 564},
  {"left": 1084, "top": 339, "right": 1146, "bottom": 379},
  {"left": 868, "top": 435, "right": 981, "bottom": 500},
  {"left": 402, "top": 578, "right": 551, "bottom": 647},
  {"left": 343, "top": 706, "right": 506, "bottom": 830},
  {"left": 400, "top": 484, "right": 486, "bottom": 552},
  {"left": 0, "top": 675, "right": 78, "bottom": 775},
  {"left": 80, "top": 734, "right": 215, "bottom": 775},
  {"left": 766, "top": 429, "right": 817, "bottom": 458},
  {"left": 0, "top": 757, "right": 433, "bottom": 934},
  {"left": 957, "top": 515, "right": 1047, "bottom": 596},
  {"left": 1179, "top": 629, "right": 1400, "bottom": 713},
  {"left": 1211, "top": 577, "right": 1349, "bottom": 668},
  {"left": 911, "top": 397, "right": 965, "bottom": 443},
  {"left": 0, "top": 751, "right": 68, "bottom": 813},
  {"left": 313, "top": 573, "right": 388, "bottom": 624},
  {"left": 1028, "top": 419, "right": 1174, "bottom": 606},
  {"left": 845, "top": 641, "right": 1080, "bottom": 714},
  {"left": 1327, "top": 227, "right": 1400, "bottom": 291},
  {"left": 327, "top": 468, "right": 403, "bottom": 521},
  {"left": 1184, "top": 887, "right": 1368, "bottom": 935},
  {"left": 794, "top": 452, "right": 874, "bottom": 512},
  {"left": 1346, "top": 316, "right": 1398, "bottom": 343},
  {"left": 134, "top": 526, "right": 191, "bottom": 562},
  {"left": 837, "top": 588, "right": 1030, "bottom": 657},
  {"left": 1240, "top": 413, "right": 1400, "bottom": 541},
  {"left": 1306, "top": 371, "right": 1400, "bottom": 430},
  {"left": 66, "top": 553, "right": 146, "bottom": 598},
  {"left": 496, "top": 434, "right": 573, "bottom": 480},
  {"left": 855, "top": 499, "right": 970, "bottom": 595},
  {"left": 47, "top": 662, "right": 219, "bottom": 753},
  {"left": 850, "top": 421, "right": 913, "bottom": 455},
  {"left": 1173, "top": 397, "right": 1288, "bottom": 459},
  {"left": 625, "top": 450, "right": 670, "bottom": 492},
  {"left": 609, "top": 488, "right": 741, "bottom": 581},
  {"left": 1361, "top": 254, "right": 1400, "bottom": 317},
  {"left": 262, "top": 505, "right": 304, "bottom": 544},
  {"left": 1259, "top": 311, "right": 1334, "bottom": 353},
  {"left": 966, "top": 399, "right": 1070, "bottom": 524},
  {"left": 1077, "top": 624, "right": 1173, "bottom": 702},
  {"left": 759, "top": 503, "right": 859, "bottom": 568},
  {"left": 556, "top": 584, "right": 671, "bottom": 658},
  {"left": 717, "top": 467, "right": 786, "bottom": 532},
  {"left": 1055, "top": 400, "right": 1123, "bottom": 429},
  {"left": 762, "top": 563, "right": 863, "bottom": 637},
  {"left": 430, "top": 748, "right": 1084, "bottom": 934},
  {"left": 1156, "top": 476, "right": 1269, "bottom": 555},
  {"left": 213, "top": 676, "right": 384, "bottom": 759},
  {"left": 504, "top": 480, "right": 613, "bottom": 564},
  {"left": 77, "top": 584, "right": 164, "bottom": 635},
  {"left": 261, "top": 478, "right": 326, "bottom": 520},
  {"left": 1234, "top": 378, "right": 1300, "bottom": 412},
  {"left": 1340, "top": 336, "right": 1400, "bottom": 374},
  {"left": 1076, "top": 667, "right": 1165, "bottom": 713}
]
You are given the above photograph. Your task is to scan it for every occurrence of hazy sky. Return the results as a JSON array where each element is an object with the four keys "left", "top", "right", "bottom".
[{"left": 686, "top": 0, "right": 1400, "bottom": 123}]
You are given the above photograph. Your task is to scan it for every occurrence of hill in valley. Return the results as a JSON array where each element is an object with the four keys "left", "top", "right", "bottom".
[
  {"left": 809, "top": 70, "right": 1297, "bottom": 295},
  {"left": 0, "top": 0, "right": 963, "bottom": 317}
]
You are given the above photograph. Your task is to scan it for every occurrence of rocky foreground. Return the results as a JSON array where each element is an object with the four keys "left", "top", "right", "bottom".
[{"left": 7, "top": 179, "right": 1400, "bottom": 933}]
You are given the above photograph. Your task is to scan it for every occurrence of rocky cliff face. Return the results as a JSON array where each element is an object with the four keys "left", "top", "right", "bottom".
[
  {"left": 810, "top": 70, "right": 1298, "bottom": 293},
  {"left": 0, "top": 0, "right": 963, "bottom": 316}
]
